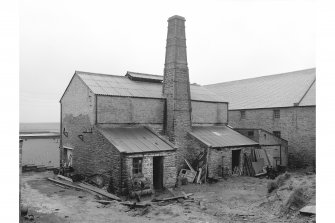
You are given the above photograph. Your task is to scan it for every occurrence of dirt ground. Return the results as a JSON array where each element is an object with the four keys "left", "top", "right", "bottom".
[{"left": 21, "top": 171, "right": 316, "bottom": 223}]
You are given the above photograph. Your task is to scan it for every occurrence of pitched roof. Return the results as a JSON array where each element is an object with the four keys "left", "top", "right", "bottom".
[
  {"left": 97, "top": 127, "right": 175, "bottom": 153},
  {"left": 205, "top": 68, "right": 316, "bottom": 110},
  {"left": 76, "top": 71, "right": 225, "bottom": 102},
  {"left": 189, "top": 126, "right": 259, "bottom": 148}
]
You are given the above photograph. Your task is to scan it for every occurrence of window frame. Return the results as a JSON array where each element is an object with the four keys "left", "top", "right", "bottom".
[
  {"left": 132, "top": 157, "right": 143, "bottom": 176},
  {"left": 273, "top": 109, "right": 280, "bottom": 119},
  {"left": 240, "top": 110, "right": 246, "bottom": 119}
]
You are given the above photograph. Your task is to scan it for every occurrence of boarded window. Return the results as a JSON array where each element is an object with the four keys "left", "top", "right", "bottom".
[
  {"left": 240, "top": 110, "right": 246, "bottom": 119},
  {"left": 273, "top": 109, "right": 280, "bottom": 119},
  {"left": 133, "top": 158, "right": 143, "bottom": 175},
  {"left": 273, "top": 131, "right": 281, "bottom": 138}
]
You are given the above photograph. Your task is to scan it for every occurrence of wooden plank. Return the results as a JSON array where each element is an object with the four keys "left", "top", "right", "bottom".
[
  {"left": 48, "top": 178, "right": 121, "bottom": 201},
  {"left": 48, "top": 178, "right": 85, "bottom": 191},
  {"left": 152, "top": 193, "right": 193, "bottom": 202},
  {"left": 205, "top": 147, "right": 210, "bottom": 183},
  {"left": 77, "top": 182, "right": 121, "bottom": 201},
  {"left": 57, "top": 175, "right": 73, "bottom": 182},
  {"left": 197, "top": 168, "right": 202, "bottom": 184},
  {"left": 184, "top": 159, "right": 195, "bottom": 172}
]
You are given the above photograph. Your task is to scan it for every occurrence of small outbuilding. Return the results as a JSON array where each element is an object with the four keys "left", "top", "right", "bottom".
[{"left": 189, "top": 126, "right": 259, "bottom": 178}]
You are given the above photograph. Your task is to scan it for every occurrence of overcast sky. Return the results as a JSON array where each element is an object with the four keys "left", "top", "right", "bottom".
[{"left": 19, "top": 0, "right": 315, "bottom": 123}]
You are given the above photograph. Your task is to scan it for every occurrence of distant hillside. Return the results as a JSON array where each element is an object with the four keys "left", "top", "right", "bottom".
[{"left": 20, "top": 122, "right": 60, "bottom": 133}]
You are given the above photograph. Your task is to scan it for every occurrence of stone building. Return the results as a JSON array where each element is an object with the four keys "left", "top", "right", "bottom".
[
  {"left": 206, "top": 68, "right": 316, "bottom": 167},
  {"left": 59, "top": 15, "right": 263, "bottom": 194}
]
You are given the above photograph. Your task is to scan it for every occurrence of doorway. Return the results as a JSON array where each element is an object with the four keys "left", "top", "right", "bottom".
[
  {"left": 232, "top": 149, "right": 241, "bottom": 170},
  {"left": 153, "top": 156, "right": 163, "bottom": 190}
]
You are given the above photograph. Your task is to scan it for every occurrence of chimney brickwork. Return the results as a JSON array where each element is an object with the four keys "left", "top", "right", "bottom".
[{"left": 163, "top": 15, "right": 192, "bottom": 170}]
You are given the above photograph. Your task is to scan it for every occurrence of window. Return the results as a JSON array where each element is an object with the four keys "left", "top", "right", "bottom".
[
  {"left": 273, "top": 131, "right": 281, "bottom": 138},
  {"left": 132, "top": 157, "right": 143, "bottom": 175},
  {"left": 248, "top": 131, "right": 254, "bottom": 137},
  {"left": 240, "top": 110, "right": 246, "bottom": 119},
  {"left": 273, "top": 109, "right": 280, "bottom": 119}
]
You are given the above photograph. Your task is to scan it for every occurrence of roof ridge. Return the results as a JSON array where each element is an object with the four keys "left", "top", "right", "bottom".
[
  {"left": 126, "top": 71, "right": 162, "bottom": 77},
  {"left": 75, "top": 70, "right": 127, "bottom": 78},
  {"left": 206, "top": 68, "right": 316, "bottom": 87}
]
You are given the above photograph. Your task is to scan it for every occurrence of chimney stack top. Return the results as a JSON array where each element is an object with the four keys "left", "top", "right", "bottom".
[{"left": 168, "top": 15, "right": 186, "bottom": 21}]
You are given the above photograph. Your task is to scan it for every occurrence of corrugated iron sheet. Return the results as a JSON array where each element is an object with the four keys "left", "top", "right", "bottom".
[
  {"left": 97, "top": 127, "right": 175, "bottom": 153},
  {"left": 205, "top": 68, "right": 316, "bottom": 109},
  {"left": 76, "top": 71, "right": 224, "bottom": 102},
  {"left": 189, "top": 126, "right": 259, "bottom": 148}
]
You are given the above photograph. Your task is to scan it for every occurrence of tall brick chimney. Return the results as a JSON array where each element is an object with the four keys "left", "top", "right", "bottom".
[{"left": 163, "top": 15, "right": 192, "bottom": 169}]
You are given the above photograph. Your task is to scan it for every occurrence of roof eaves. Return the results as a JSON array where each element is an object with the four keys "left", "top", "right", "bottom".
[{"left": 96, "top": 94, "right": 166, "bottom": 100}]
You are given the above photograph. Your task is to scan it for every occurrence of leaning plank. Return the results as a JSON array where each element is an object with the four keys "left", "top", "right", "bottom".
[
  {"left": 77, "top": 182, "right": 121, "bottom": 201},
  {"left": 153, "top": 193, "right": 193, "bottom": 202},
  {"left": 48, "top": 178, "right": 86, "bottom": 191},
  {"left": 184, "top": 159, "right": 195, "bottom": 172},
  {"left": 57, "top": 175, "right": 73, "bottom": 182},
  {"left": 196, "top": 168, "right": 202, "bottom": 184}
]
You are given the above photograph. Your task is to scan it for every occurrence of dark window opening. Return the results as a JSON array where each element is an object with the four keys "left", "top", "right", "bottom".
[
  {"left": 133, "top": 157, "right": 143, "bottom": 175},
  {"left": 248, "top": 131, "right": 254, "bottom": 137},
  {"left": 273, "top": 131, "right": 281, "bottom": 138},
  {"left": 273, "top": 109, "right": 280, "bottom": 119},
  {"left": 240, "top": 110, "right": 246, "bottom": 119}
]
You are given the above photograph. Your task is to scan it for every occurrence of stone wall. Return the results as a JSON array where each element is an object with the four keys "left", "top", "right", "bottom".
[
  {"left": 61, "top": 115, "right": 122, "bottom": 193},
  {"left": 191, "top": 101, "right": 228, "bottom": 124},
  {"left": 207, "top": 147, "right": 256, "bottom": 178},
  {"left": 122, "top": 151, "right": 176, "bottom": 193},
  {"left": 97, "top": 96, "right": 165, "bottom": 125},
  {"left": 61, "top": 75, "right": 96, "bottom": 125},
  {"left": 228, "top": 106, "right": 315, "bottom": 167}
]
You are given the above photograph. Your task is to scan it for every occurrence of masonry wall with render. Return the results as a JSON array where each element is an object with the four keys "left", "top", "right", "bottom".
[{"left": 228, "top": 106, "right": 315, "bottom": 167}]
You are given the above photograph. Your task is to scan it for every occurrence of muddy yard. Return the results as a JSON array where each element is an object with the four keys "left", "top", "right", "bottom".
[{"left": 21, "top": 171, "right": 315, "bottom": 223}]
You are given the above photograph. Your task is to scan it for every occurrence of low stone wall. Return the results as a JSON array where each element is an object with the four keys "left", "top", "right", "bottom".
[{"left": 122, "top": 151, "right": 176, "bottom": 194}]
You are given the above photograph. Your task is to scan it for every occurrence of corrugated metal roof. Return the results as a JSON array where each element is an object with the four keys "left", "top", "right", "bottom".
[
  {"left": 189, "top": 126, "right": 259, "bottom": 148},
  {"left": 126, "top": 71, "right": 163, "bottom": 82},
  {"left": 76, "top": 71, "right": 224, "bottom": 102},
  {"left": 97, "top": 127, "right": 175, "bottom": 153},
  {"left": 205, "top": 68, "right": 316, "bottom": 109}
]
